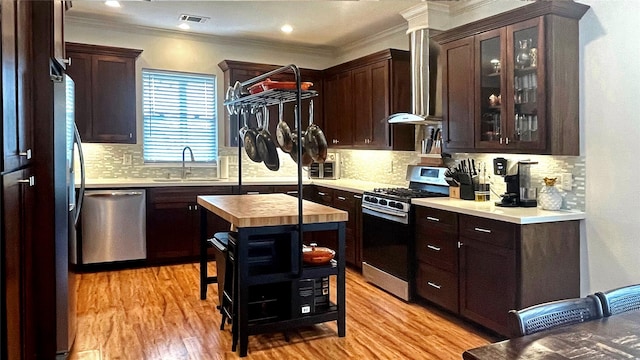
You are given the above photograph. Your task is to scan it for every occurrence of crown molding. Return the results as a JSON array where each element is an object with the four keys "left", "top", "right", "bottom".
[
  {"left": 337, "top": 23, "right": 408, "bottom": 58},
  {"left": 65, "top": 15, "right": 336, "bottom": 58}
]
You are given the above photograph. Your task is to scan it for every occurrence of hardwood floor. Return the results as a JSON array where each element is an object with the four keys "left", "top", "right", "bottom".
[{"left": 69, "top": 263, "right": 495, "bottom": 359}]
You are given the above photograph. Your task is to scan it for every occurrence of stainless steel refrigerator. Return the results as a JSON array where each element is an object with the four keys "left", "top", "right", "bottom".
[{"left": 55, "top": 73, "right": 85, "bottom": 358}]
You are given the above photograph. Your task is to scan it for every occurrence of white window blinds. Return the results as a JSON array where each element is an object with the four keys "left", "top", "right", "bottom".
[{"left": 142, "top": 69, "right": 217, "bottom": 162}]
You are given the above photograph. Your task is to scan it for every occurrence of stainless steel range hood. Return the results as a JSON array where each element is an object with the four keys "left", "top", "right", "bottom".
[{"left": 388, "top": 27, "right": 442, "bottom": 125}]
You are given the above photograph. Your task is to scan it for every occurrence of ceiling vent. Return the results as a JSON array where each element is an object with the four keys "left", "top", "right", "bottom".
[{"left": 179, "top": 14, "right": 209, "bottom": 24}]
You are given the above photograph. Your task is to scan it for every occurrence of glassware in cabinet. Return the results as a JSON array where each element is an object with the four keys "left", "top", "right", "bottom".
[
  {"left": 507, "top": 17, "right": 545, "bottom": 149},
  {"left": 476, "top": 28, "right": 506, "bottom": 149}
]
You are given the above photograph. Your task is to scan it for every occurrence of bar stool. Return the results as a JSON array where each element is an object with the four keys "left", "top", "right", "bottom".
[
  {"left": 200, "top": 231, "right": 234, "bottom": 304},
  {"left": 219, "top": 233, "right": 238, "bottom": 350}
]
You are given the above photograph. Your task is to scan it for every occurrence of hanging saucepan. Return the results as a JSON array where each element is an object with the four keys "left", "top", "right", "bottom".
[
  {"left": 303, "top": 100, "right": 328, "bottom": 163},
  {"left": 256, "top": 106, "right": 280, "bottom": 171},
  {"left": 289, "top": 105, "right": 313, "bottom": 167},
  {"left": 242, "top": 107, "right": 261, "bottom": 163},
  {"left": 275, "top": 100, "right": 294, "bottom": 153}
]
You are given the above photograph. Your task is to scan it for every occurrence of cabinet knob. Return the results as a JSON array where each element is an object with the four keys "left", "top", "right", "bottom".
[
  {"left": 129, "top": 133, "right": 133, "bottom": 139},
  {"left": 63, "top": 58, "right": 72, "bottom": 66},
  {"left": 19, "top": 149, "right": 32, "bottom": 159},
  {"left": 457, "top": 241, "right": 463, "bottom": 248}
]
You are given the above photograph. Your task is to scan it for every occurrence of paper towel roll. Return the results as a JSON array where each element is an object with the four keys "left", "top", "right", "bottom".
[{"left": 218, "top": 156, "right": 229, "bottom": 179}]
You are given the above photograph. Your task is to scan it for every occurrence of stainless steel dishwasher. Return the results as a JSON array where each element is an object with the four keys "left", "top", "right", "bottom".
[{"left": 81, "top": 189, "right": 146, "bottom": 264}]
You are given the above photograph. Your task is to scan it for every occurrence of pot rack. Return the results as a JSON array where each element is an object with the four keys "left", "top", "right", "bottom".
[{"left": 224, "top": 64, "right": 318, "bottom": 268}]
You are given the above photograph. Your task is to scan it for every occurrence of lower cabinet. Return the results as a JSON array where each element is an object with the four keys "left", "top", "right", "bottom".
[
  {"left": 304, "top": 185, "right": 362, "bottom": 268},
  {"left": 414, "top": 206, "right": 580, "bottom": 336},
  {"left": 2, "top": 169, "right": 36, "bottom": 360},
  {"left": 146, "top": 185, "right": 299, "bottom": 264},
  {"left": 415, "top": 207, "right": 459, "bottom": 313},
  {"left": 146, "top": 186, "right": 232, "bottom": 263}
]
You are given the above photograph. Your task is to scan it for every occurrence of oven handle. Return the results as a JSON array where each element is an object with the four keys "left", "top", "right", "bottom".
[{"left": 362, "top": 204, "right": 407, "bottom": 219}]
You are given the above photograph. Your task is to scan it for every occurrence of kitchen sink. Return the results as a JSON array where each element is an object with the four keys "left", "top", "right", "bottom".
[{"left": 152, "top": 178, "right": 221, "bottom": 182}]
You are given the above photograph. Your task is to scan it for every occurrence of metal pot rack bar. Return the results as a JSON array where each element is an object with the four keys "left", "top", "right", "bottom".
[
  {"left": 225, "top": 64, "right": 317, "bottom": 276},
  {"left": 224, "top": 89, "right": 318, "bottom": 109}
]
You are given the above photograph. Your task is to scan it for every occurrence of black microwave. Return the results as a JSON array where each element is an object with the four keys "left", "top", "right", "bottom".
[{"left": 309, "top": 152, "right": 340, "bottom": 179}]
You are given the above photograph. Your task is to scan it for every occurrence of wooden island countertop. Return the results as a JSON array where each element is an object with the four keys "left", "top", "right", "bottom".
[{"left": 197, "top": 193, "right": 348, "bottom": 228}]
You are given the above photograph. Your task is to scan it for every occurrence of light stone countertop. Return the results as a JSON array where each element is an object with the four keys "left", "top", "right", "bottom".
[
  {"left": 81, "top": 177, "right": 585, "bottom": 224},
  {"left": 411, "top": 197, "right": 586, "bottom": 224}
]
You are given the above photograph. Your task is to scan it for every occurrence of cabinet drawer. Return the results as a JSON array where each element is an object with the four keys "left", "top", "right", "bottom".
[
  {"left": 415, "top": 231, "right": 458, "bottom": 273},
  {"left": 416, "top": 262, "right": 459, "bottom": 313},
  {"left": 333, "top": 189, "right": 357, "bottom": 209},
  {"left": 415, "top": 206, "right": 458, "bottom": 233},
  {"left": 459, "top": 214, "right": 516, "bottom": 249}
]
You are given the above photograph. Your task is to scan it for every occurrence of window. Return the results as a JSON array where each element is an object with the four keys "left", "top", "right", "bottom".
[{"left": 142, "top": 69, "right": 217, "bottom": 163}]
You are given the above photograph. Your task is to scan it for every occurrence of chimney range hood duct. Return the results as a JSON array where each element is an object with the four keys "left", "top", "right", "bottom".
[{"left": 387, "top": 28, "right": 442, "bottom": 124}]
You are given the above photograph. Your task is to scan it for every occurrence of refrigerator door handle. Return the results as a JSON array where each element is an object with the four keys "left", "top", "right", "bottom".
[{"left": 73, "top": 123, "right": 85, "bottom": 227}]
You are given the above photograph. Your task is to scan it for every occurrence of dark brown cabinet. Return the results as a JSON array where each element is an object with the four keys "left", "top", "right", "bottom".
[
  {"left": 413, "top": 206, "right": 580, "bottom": 336},
  {"left": 433, "top": 1, "right": 589, "bottom": 155},
  {"left": 2, "top": 0, "right": 33, "bottom": 172},
  {"left": 440, "top": 37, "right": 475, "bottom": 151},
  {"left": 414, "top": 207, "right": 459, "bottom": 313},
  {"left": 65, "top": 42, "right": 142, "bottom": 144},
  {"left": 2, "top": 169, "right": 35, "bottom": 360},
  {"left": 218, "top": 60, "right": 323, "bottom": 147},
  {"left": 323, "top": 49, "right": 414, "bottom": 150},
  {"left": 146, "top": 186, "right": 232, "bottom": 262},
  {"left": 304, "top": 185, "right": 362, "bottom": 268}
]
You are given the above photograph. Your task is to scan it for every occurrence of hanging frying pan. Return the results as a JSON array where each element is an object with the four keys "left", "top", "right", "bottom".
[
  {"left": 289, "top": 105, "right": 313, "bottom": 167},
  {"left": 256, "top": 106, "right": 280, "bottom": 171},
  {"left": 242, "top": 107, "right": 261, "bottom": 163},
  {"left": 275, "top": 100, "right": 294, "bottom": 152},
  {"left": 303, "top": 100, "right": 328, "bottom": 163}
]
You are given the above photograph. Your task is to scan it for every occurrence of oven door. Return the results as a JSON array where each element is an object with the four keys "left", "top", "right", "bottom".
[{"left": 361, "top": 210, "right": 412, "bottom": 281}]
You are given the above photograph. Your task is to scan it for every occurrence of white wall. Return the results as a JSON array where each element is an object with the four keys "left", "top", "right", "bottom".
[{"left": 580, "top": 1, "right": 640, "bottom": 293}]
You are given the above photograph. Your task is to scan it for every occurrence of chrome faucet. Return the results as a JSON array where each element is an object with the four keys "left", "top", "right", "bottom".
[{"left": 182, "top": 146, "right": 195, "bottom": 179}]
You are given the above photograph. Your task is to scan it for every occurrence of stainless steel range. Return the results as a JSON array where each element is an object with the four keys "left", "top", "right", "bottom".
[{"left": 361, "top": 165, "right": 449, "bottom": 301}]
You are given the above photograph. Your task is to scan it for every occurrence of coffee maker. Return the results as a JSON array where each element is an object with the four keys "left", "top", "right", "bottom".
[{"left": 496, "top": 160, "right": 538, "bottom": 207}]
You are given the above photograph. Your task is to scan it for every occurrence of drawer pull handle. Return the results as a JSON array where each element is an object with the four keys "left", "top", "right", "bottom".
[
  {"left": 426, "top": 216, "right": 440, "bottom": 222},
  {"left": 353, "top": 195, "right": 362, "bottom": 199},
  {"left": 427, "top": 245, "right": 441, "bottom": 251},
  {"left": 286, "top": 191, "right": 298, "bottom": 194},
  {"left": 318, "top": 192, "right": 326, "bottom": 196},
  {"left": 474, "top": 227, "right": 492, "bottom": 233},
  {"left": 337, "top": 196, "right": 346, "bottom": 201},
  {"left": 427, "top": 282, "right": 441, "bottom": 289}
]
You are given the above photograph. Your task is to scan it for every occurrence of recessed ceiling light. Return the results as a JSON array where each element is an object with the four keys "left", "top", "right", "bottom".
[
  {"left": 178, "top": 23, "right": 190, "bottom": 30},
  {"left": 104, "top": 1, "right": 121, "bottom": 8},
  {"left": 281, "top": 24, "right": 293, "bottom": 34}
]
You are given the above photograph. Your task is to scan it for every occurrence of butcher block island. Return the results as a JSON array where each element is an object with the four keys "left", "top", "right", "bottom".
[{"left": 197, "top": 193, "right": 348, "bottom": 357}]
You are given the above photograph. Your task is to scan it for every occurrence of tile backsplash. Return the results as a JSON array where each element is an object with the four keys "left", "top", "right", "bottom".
[{"left": 81, "top": 143, "right": 585, "bottom": 211}]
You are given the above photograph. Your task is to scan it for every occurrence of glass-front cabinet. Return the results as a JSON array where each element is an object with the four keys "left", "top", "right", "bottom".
[{"left": 476, "top": 17, "right": 545, "bottom": 151}]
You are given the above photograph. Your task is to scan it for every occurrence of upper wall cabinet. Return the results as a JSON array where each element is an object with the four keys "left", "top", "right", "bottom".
[
  {"left": 323, "top": 49, "right": 414, "bottom": 150},
  {"left": 433, "top": 1, "right": 590, "bottom": 155},
  {"left": 66, "top": 42, "right": 142, "bottom": 144},
  {"left": 218, "top": 60, "right": 323, "bottom": 148}
]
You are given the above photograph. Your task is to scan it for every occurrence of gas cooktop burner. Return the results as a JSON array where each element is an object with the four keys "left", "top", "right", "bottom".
[{"left": 372, "top": 188, "right": 448, "bottom": 199}]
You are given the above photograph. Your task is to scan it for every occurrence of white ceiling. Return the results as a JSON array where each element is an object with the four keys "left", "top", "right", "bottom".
[{"left": 67, "top": 0, "right": 430, "bottom": 49}]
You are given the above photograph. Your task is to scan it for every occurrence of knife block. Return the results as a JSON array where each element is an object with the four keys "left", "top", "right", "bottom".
[{"left": 460, "top": 183, "right": 475, "bottom": 200}]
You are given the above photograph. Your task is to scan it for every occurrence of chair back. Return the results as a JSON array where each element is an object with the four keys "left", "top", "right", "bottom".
[
  {"left": 508, "top": 295, "right": 603, "bottom": 337},
  {"left": 595, "top": 284, "right": 640, "bottom": 317}
]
